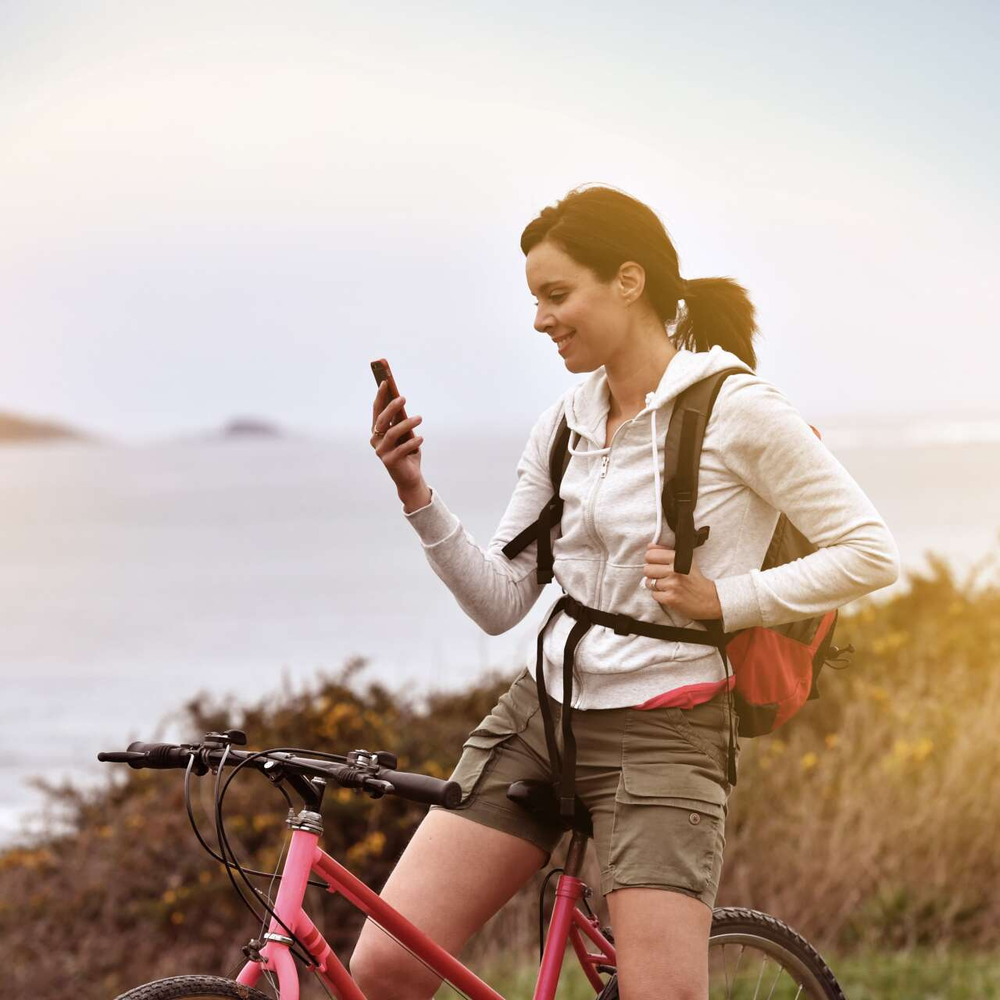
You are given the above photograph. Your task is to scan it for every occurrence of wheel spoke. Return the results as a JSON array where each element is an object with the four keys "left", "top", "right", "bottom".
[
  {"left": 752, "top": 957, "right": 768, "bottom": 1000},
  {"left": 731, "top": 943, "right": 746, "bottom": 991},
  {"left": 764, "top": 961, "right": 783, "bottom": 1000},
  {"left": 722, "top": 943, "right": 734, "bottom": 997}
]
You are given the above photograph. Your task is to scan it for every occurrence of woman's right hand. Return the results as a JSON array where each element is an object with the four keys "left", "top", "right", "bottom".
[{"left": 370, "top": 380, "right": 425, "bottom": 494}]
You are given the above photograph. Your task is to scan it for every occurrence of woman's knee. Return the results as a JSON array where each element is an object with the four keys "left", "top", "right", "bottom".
[
  {"left": 350, "top": 928, "right": 442, "bottom": 1000},
  {"left": 349, "top": 809, "right": 545, "bottom": 998}
]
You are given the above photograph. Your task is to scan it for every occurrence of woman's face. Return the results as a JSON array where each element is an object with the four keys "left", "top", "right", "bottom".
[{"left": 526, "top": 239, "right": 632, "bottom": 373}]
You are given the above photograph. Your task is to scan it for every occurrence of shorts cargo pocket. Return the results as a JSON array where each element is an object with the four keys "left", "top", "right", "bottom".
[
  {"left": 450, "top": 732, "right": 511, "bottom": 805},
  {"left": 608, "top": 765, "right": 727, "bottom": 896},
  {"left": 673, "top": 700, "right": 733, "bottom": 776},
  {"left": 450, "top": 669, "right": 540, "bottom": 805}
]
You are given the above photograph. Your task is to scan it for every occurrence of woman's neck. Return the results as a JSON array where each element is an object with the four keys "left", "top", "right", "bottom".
[{"left": 605, "top": 336, "right": 679, "bottom": 419}]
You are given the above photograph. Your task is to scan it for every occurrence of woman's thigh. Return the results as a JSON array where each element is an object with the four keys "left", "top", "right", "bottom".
[{"left": 350, "top": 806, "right": 547, "bottom": 995}]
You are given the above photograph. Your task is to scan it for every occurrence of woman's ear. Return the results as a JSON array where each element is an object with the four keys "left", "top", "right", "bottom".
[{"left": 617, "top": 260, "right": 646, "bottom": 305}]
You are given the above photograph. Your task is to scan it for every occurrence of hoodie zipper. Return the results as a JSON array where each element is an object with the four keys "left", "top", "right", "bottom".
[
  {"left": 567, "top": 401, "right": 657, "bottom": 706},
  {"left": 586, "top": 416, "right": 639, "bottom": 611}
]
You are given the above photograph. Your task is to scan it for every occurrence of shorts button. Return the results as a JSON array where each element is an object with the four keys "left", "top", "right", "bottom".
[{"left": 689, "top": 812, "right": 701, "bottom": 825}]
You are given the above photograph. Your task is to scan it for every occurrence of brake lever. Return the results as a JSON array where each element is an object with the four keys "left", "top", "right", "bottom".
[{"left": 361, "top": 777, "right": 395, "bottom": 799}]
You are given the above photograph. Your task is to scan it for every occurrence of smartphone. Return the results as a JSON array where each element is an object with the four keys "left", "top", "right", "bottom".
[{"left": 370, "top": 358, "right": 414, "bottom": 444}]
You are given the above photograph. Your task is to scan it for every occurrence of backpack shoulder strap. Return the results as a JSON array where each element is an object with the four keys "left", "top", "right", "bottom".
[
  {"left": 663, "top": 367, "right": 748, "bottom": 574},
  {"left": 501, "top": 413, "right": 571, "bottom": 584},
  {"left": 548, "top": 412, "right": 573, "bottom": 494}
]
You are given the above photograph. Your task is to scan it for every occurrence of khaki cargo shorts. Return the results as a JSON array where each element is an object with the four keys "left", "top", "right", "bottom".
[{"left": 430, "top": 667, "right": 737, "bottom": 908}]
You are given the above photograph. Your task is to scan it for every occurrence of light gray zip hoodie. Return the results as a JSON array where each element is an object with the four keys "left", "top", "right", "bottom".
[{"left": 401, "top": 345, "right": 900, "bottom": 709}]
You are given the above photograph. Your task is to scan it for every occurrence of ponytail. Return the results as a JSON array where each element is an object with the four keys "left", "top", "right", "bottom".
[{"left": 676, "top": 277, "right": 758, "bottom": 370}]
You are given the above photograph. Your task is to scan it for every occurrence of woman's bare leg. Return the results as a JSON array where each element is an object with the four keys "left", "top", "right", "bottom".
[
  {"left": 606, "top": 887, "right": 714, "bottom": 1000},
  {"left": 349, "top": 808, "right": 549, "bottom": 1000}
]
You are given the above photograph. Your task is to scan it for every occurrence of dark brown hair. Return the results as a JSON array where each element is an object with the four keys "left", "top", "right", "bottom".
[{"left": 520, "top": 184, "right": 759, "bottom": 370}]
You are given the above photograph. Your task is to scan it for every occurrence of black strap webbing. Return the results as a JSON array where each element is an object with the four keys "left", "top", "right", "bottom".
[
  {"left": 663, "top": 367, "right": 747, "bottom": 574},
  {"left": 501, "top": 417, "right": 572, "bottom": 584},
  {"left": 534, "top": 598, "right": 568, "bottom": 778}
]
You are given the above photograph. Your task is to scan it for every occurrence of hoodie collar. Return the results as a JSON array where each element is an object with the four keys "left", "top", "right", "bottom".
[
  {"left": 559, "top": 345, "right": 755, "bottom": 546},
  {"left": 563, "top": 345, "right": 754, "bottom": 450}
]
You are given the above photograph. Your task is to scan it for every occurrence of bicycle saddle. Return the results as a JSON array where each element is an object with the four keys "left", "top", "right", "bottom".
[{"left": 506, "top": 779, "right": 593, "bottom": 837}]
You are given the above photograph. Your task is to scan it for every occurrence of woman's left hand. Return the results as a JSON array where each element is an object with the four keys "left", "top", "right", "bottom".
[{"left": 643, "top": 543, "right": 723, "bottom": 622}]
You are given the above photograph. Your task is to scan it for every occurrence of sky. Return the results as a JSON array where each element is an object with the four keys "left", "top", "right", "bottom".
[{"left": 1, "top": 0, "right": 997, "bottom": 442}]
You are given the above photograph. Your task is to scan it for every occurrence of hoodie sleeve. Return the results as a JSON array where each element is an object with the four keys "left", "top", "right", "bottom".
[
  {"left": 712, "top": 375, "right": 901, "bottom": 632},
  {"left": 399, "top": 397, "right": 565, "bottom": 635}
]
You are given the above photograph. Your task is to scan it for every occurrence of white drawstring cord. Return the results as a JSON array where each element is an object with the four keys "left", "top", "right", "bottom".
[
  {"left": 647, "top": 392, "right": 661, "bottom": 547},
  {"left": 644, "top": 394, "right": 662, "bottom": 593},
  {"left": 566, "top": 427, "right": 610, "bottom": 458}
]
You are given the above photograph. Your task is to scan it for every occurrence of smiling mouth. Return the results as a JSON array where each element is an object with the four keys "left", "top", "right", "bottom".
[{"left": 553, "top": 332, "right": 575, "bottom": 347}]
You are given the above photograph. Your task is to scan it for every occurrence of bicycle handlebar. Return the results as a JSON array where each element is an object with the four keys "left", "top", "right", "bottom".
[{"left": 98, "top": 740, "right": 462, "bottom": 809}]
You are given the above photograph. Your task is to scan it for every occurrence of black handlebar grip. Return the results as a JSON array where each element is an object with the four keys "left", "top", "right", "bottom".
[
  {"left": 379, "top": 769, "right": 463, "bottom": 808},
  {"left": 123, "top": 741, "right": 194, "bottom": 770},
  {"left": 97, "top": 751, "right": 148, "bottom": 764}
]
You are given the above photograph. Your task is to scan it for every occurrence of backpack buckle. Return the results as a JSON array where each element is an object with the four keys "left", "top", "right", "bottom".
[{"left": 613, "top": 613, "right": 632, "bottom": 636}]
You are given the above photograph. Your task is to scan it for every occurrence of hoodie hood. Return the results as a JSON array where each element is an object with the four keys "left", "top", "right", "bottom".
[{"left": 561, "top": 344, "right": 755, "bottom": 545}]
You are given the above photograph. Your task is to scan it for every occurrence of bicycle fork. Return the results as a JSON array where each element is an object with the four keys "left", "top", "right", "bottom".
[{"left": 235, "top": 808, "right": 349, "bottom": 1000}]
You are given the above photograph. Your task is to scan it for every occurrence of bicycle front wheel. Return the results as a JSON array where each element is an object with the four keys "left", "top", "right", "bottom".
[
  {"left": 595, "top": 906, "right": 845, "bottom": 1000},
  {"left": 114, "top": 975, "right": 272, "bottom": 1000}
]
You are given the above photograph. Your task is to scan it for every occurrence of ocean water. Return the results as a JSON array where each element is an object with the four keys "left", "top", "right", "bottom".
[{"left": 2, "top": 428, "right": 998, "bottom": 844}]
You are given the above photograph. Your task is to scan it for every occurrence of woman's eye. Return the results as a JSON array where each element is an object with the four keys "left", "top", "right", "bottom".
[{"left": 550, "top": 293, "right": 566, "bottom": 302}]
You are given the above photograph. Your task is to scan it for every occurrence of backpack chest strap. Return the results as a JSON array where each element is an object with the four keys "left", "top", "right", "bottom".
[{"left": 561, "top": 594, "right": 730, "bottom": 647}]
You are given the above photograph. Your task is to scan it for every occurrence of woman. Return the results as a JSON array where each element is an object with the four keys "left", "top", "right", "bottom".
[{"left": 356, "top": 184, "right": 899, "bottom": 1000}]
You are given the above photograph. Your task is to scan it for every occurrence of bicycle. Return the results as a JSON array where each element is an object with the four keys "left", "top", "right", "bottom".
[{"left": 97, "top": 729, "right": 846, "bottom": 1000}]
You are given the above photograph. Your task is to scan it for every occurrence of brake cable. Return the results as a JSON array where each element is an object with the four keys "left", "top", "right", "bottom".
[
  {"left": 183, "top": 752, "right": 329, "bottom": 889},
  {"left": 184, "top": 741, "right": 417, "bottom": 973},
  {"left": 209, "top": 745, "right": 275, "bottom": 936},
  {"left": 212, "top": 746, "right": 320, "bottom": 966}
]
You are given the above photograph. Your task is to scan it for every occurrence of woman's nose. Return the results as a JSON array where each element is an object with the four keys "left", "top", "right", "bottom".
[{"left": 534, "top": 307, "right": 553, "bottom": 334}]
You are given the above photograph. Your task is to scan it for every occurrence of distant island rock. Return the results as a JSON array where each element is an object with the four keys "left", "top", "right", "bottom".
[
  {"left": 220, "top": 417, "right": 285, "bottom": 439},
  {"left": 0, "top": 410, "right": 88, "bottom": 444}
]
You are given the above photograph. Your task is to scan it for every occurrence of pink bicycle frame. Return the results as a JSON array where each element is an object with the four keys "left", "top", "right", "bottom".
[{"left": 235, "top": 825, "right": 616, "bottom": 1000}]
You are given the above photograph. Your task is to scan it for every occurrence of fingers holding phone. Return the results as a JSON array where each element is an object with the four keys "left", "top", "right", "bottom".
[
  {"left": 373, "top": 390, "right": 423, "bottom": 453},
  {"left": 371, "top": 376, "right": 411, "bottom": 440},
  {"left": 370, "top": 359, "right": 425, "bottom": 493}
]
